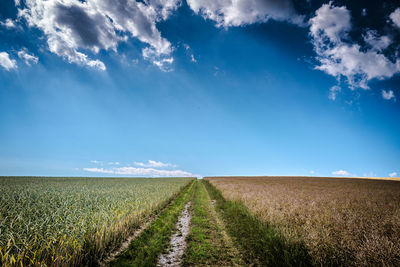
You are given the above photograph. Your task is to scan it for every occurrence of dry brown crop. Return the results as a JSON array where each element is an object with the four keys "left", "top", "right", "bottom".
[{"left": 206, "top": 176, "right": 400, "bottom": 266}]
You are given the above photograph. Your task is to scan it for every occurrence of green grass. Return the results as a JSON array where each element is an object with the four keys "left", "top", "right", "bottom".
[
  {"left": 0, "top": 177, "right": 193, "bottom": 266},
  {"left": 112, "top": 180, "right": 195, "bottom": 266},
  {"left": 203, "top": 180, "right": 312, "bottom": 266},
  {"left": 182, "top": 180, "right": 243, "bottom": 266}
]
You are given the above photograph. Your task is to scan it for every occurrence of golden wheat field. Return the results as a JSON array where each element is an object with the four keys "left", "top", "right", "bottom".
[{"left": 206, "top": 176, "right": 400, "bottom": 266}]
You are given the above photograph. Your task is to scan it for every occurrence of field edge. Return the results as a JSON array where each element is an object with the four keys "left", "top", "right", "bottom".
[{"left": 203, "top": 179, "right": 312, "bottom": 266}]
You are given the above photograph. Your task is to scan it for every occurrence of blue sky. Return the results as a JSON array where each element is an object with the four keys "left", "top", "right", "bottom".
[{"left": 0, "top": 0, "right": 400, "bottom": 178}]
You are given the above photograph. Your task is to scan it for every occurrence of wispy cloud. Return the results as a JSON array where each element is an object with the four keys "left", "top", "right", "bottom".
[
  {"left": 134, "top": 160, "right": 176, "bottom": 168},
  {"left": 332, "top": 170, "right": 350, "bottom": 176},
  {"left": 389, "top": 172, "right": 398, "bottom": 178},
  {"left": 183, "top": 44, "right": 197, "bottom": 63},
  {"left": 18, "top": 49, "right": 39, "bottom": 66},
  {"left": 382, "top": 90, "right": 395, "bottom": 101},
  {"left": 328, "top": 85, "right": 341, "bottom": 100}
]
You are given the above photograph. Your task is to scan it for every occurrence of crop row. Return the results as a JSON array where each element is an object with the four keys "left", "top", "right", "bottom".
[{"left": 0, "top": 177, "right": 193, "bottom": 266}]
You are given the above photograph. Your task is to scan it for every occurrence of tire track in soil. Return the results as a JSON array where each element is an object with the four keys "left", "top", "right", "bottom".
[
  {"left": 157, "top": 201, "right": 192, "bottom": 267},
  {"left": 99, "top": 185, "right": 191, "bottom": 267},
  {"left": 98, "top": 215, "right": 156, "bottom": 267}
]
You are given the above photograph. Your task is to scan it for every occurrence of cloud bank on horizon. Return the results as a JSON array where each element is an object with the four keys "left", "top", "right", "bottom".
[
  {"left": 84, "top": 159, "right": 194, "bottom": 177},
  {"left": 0, "top": 0, "right": 399, "bottom": 96}
]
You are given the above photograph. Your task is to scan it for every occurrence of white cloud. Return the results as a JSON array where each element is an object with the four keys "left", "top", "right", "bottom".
[
  {"left": 19, "top": 0, "right": 180, "bottom": 70},
  {"left": 84, "top": 167, "right": 114, "bottom": 174},
  {"left": 389, "top": 172, "right": 398, "bottom": 178},
  {"left": 390, "top": 8, "right": 400, "bottom": 28},
  {"left": 134, "top": 160, "right": 176, "bottom": 168},
  {"left": 0, "top": 19, "right": 17, "bottom": 29},
  {"left": 83, "top": 167, "right": 193, "bottom": 177},
  {"left": 183, "top": 43, "right": 197, "bottom": 63},
  {"left": 361, "top": 8, "right": 366, "bottom": 16},
  {"left": 363, "top": 30, "right": 391, "bottom": 52},
  {"left": 309, "top": 2, "right": 400, "bottom": 90},
  {"left": 18, "top": 49, "right": 39, "bottom": 65},
  {"left": 14, "top": 0, "right": 20, "bottom": 6},
  {"left": 108, "top": 161, "right": 120, "bottom": 165},
  {"left": 309, "top": 2, "right": 351, "bottom": 44},
  {"left": 332, "top": 170, "right": 350, "bottom": 176},
  {"left": 143, "top": 48, "right": 174, "bottom": 72},
  {"left": 0, "top": 52, "right": 17, "bottom": 71},
  {"left": 382, "top": 90, "right": 395, "bottom": 100},
  {"left": 187, "top": 0, "right": 305, "bottom": 28},
  {"left": 328, "top": 85, "right": 341, "bottom": 100},
  {"left": 90, "top": 160, "right": 102, "bottom": 164}
]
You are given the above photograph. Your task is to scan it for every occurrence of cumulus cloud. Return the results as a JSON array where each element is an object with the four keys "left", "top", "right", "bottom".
[
  {"left": 389, "top": 172, "right": 398, "bottom": 177},
  {"left": 382, "top": 89, "right": 395, "bottom": 100},
  {"left": 390, "top": 8, "right": 400, "bottom": 28},
  {"left": 328, "top": 85, "right": 341, "bottom": 100},
  {"left": 134, "top": 160, "right": 176, "bottom": 168},
  {"left": 19, "top": 0, "right": 180, "bottom": 70},
  {"left": 18, "top": 49, "right": 39, "bottom": 65},
  {"left": 309, "top": 2, "right": 400, "bottom": 89},
  {"left": 83, "top": 167, "right": 193, "bottom": 177},
  {"left": 0, "top": 52, "right": 17, "bottom": 71},
  {"left": 187, "top": 0, "right": 304, "bottom": 28},
  {"left": 309, "top": 3, "right": 351, "bottom": 44},
  {"left": 332, "top": 170, "right": 350, "bottom": 176}
]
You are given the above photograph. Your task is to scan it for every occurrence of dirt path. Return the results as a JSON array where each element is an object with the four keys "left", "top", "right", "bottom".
[
  {"left": 99, "top": 183, "right": 193, "bottom": 267},
  {"left": 157, "top": 201, "right": 192, "bottom": 267}
]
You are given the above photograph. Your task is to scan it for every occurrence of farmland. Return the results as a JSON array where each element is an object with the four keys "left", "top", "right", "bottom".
[
  {"left": 206, "top": 176, "right": 400, "bottom": 266},
  {"left": 0, "top": 177, "right": 193, "bottom": 266},
  {"left": 1, "top": 176, "right": 399, "bottom": 267}
]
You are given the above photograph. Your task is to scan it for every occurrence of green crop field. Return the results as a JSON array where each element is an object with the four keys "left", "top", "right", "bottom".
[{"left": 0, "top": 177, "right": 193, "bottom": 266}]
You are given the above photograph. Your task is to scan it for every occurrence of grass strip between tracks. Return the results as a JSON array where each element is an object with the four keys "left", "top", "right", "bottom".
[
  {"left": 203, "top": 180, "right": 312, "bottom": 266},
  {"left": 111, "top": 180, "right": 194, "bottom": 266},
  {"left": 182, "top": 180, "right": 243, "bottom": 266}
]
